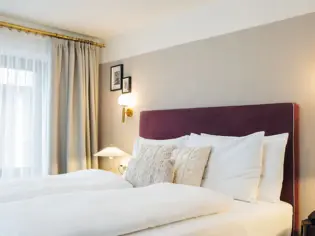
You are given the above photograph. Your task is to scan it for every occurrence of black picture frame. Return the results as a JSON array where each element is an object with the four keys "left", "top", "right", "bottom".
[
  {"left": 122, "top": 76, "right": 132, "bottom": 94},
  {"left": 110, "top": 64, "right": 124, "bottom": 91}
]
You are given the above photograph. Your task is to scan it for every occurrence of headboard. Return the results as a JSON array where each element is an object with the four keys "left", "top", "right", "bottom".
[{"left": 139, "top": 103, "right": 299, "bottom": 235}]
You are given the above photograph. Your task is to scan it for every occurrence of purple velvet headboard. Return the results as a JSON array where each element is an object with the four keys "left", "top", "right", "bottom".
[{"left": 140, "top": 103, "right": 299, "bottom": 234}]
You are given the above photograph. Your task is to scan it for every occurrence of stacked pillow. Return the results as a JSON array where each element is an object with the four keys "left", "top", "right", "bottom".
[
  {"left": 257, "top": 133, "right": 289, "bottom": 202},
  {"left": 188, "top": 132, "right": 265, "bottom": 202},
  {"left": 132, "top": 136, "right": 189, "bottom": 157},
  {"left": 126, "top": 136, "right": 211, "bottom": 188},
  {"left": 125, "top": 145, "right": 176, "bottom": 187},
  {"left": 125, "top": 132, "right": 288, "bottom": 203},
  {"left": 199, "top": 132, "right": 288, "bottom": 202},
  {"left": 172, "top": 147, "right": 211, "bottom": 186}
]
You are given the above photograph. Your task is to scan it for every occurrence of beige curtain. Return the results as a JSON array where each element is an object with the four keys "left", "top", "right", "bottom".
[{"left": 49, "top": 39, "right": 99, "bottom": 174}]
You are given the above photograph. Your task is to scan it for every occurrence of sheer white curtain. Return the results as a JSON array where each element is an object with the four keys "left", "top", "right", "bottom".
[{"left": 0, "top": 29, "right": 51, "bottom": 179}]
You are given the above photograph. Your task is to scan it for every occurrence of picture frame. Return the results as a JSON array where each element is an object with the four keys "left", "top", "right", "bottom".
[
  {"left": 110, "top": 64, "right": 123, "bottom": 91},
  {"left": 122, "top": 76, "right": 132, "bottom": 94}
]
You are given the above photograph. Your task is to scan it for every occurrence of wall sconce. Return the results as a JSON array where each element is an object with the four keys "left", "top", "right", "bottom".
[{"left": 118, "top": 94, "right": 135, "bottom": 123}]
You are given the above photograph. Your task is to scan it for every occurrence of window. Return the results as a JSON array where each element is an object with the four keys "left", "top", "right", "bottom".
[
  {"left": 0, "top": 68, "right": 34, "bottom": 86},
  {"left": 0, "top": 57, "right": 50, "bottom": 179},
  {"left": 0, "top": 29, "right": 51, "bottom": 179},
  {"left": 0, "top": 68, "right": 35, "bottom": 168}
]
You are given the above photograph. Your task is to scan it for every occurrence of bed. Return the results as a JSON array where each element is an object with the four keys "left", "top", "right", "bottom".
[
  {"left": 0, "top": 103, "right": 299, "bottom": 236},
  {"left": 128, "top": 200, "right": 293, "bottom": 236},
  {"left": 138, "top": 103, "right": 299, "bottom": 236}
]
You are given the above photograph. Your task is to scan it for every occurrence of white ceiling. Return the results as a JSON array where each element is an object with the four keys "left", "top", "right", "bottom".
[
  {"left": 0, "top": 0, "right": 210, "bottom": 40},
  {"left": 2, "top": 0, "right": 315, "bottom": 63},
  {"left": 101, "top": 0, "right": 315, "bottom": 63}
]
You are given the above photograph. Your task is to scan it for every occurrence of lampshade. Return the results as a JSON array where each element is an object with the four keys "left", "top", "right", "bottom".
[
  {"left": 118, "top": 94, "right": 136, "bottom": 107},
  {"left": 94, "top": 146, "right": 128, "bottom": 158}
]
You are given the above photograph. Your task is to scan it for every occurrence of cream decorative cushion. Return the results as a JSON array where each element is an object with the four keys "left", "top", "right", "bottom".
[
  {"left": 172, "top": 147, "right": 211, "bottom": 186},
  {"left": 125, "top": 145, "right": 176, "bottom": 187}
]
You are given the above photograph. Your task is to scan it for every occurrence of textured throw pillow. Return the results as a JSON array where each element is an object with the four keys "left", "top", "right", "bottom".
[
  {"left": 125, "top": 145, "right": 176, "bottom": 187},
  {"left": 172, "top": 147, "right": 211, "bottom": 186}
]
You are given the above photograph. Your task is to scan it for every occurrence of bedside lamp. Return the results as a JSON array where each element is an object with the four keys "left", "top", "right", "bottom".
[
  {"left": 94, "top": 146, "right": 130, "bottom": 174},
  {"left": 94, "top": 146, "right": 128, "bottom": 159},
  {"left": 118, "top": 94, "right": 135, "bottom": 123}
]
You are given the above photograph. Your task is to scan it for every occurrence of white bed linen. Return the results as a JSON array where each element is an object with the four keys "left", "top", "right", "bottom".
[
  {"left": 0, "top": 169, "right": 132, "bottom": 202},
  {"left": 128, "top": 200, "right": 292, "bottom": 236},
  {"left": 0, "top": 183, "right": 233, "bottom": 236}
]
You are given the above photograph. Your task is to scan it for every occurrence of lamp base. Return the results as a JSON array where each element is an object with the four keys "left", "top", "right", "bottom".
[{"left": 118, "top": 165, "right": 127, "bottom": 174}]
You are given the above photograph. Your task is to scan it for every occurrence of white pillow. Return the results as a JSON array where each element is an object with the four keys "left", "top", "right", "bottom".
[
  {"left": 201, "top": 132, "right": 288, "bottom": 202},
  {"left": 257, "top": 134, "right": 289, "bottom": 202},
  {"left": 187, "top": 132, "right": 264, "bottom": 202},
  {"left": 132, "top": 135, "right": 189, "bottom": 157},
  {"left": 172, "top": 147, "right": 211, "bottom": 186}
]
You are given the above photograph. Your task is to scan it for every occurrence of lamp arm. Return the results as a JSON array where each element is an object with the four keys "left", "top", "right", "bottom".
[{"left": 122, "top": 106, "right": 126, "bottom": 123}]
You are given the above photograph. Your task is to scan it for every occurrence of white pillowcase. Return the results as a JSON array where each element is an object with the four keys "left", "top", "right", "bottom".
[
  {"left": 256, "top": 134, "right": 288, "bottom": 202},
  {"left": 201, "top": 132, "right": 288, "bottom": 202},
  {"left": 187, "top": 132, "right": 265, "bottom": 202},
  {"left": 132, "top": 135, "right": 189, "bottom": 158}
]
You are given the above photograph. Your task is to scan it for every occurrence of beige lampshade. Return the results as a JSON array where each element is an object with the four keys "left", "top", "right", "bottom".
[{"left": 94, "top": 146, "right": 128, "bottom": 158}]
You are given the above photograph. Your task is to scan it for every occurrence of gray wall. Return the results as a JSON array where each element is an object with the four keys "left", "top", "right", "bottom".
[{"left": 99, "top": 13, "right": 315, "bottom": 221}]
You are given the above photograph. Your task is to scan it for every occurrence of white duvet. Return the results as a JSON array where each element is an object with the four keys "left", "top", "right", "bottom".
[
  {"left": 0, "top": 183, "right": 232, "bottom": 236},
  {"left": 0, "top": 170, "right": 132, "bottom": 202}
]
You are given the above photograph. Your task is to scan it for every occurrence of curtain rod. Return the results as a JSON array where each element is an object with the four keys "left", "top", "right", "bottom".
[{"left": 0, "top": 21, "right": 105, "bottom": 48}]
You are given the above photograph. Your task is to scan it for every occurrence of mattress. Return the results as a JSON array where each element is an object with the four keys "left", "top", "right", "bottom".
[{"left": 127, "top": 200, "right": 292, "bottom": 236}]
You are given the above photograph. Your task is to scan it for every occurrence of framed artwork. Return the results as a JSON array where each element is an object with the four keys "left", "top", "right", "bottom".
[
  {"left": 122, "top": 76, "right": 132, "bottom": 94},
  {"left": 110, "top": 64, "right": 123, "bottom": 91}
]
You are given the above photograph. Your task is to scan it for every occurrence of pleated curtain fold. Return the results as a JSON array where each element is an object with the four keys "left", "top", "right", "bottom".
[
  {"left": 0, "top": 29, "right": 100, "bottom": 179},
  {"left": 49, "top": 39, "right": 99, "bottom": 174}
]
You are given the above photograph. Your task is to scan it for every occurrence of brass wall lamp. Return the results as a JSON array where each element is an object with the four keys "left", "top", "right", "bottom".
[{"left": 118, "top": 94, "right": 135, "bottom": 123}]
